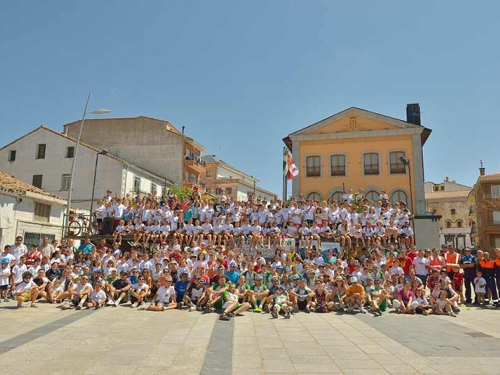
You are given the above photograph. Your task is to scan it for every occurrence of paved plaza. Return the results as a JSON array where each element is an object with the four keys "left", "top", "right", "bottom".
[{"left": 0, "top": 303, "right": 499, "bottom": 375}]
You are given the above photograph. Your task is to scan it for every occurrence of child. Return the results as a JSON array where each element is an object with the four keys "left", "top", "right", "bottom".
[
  {"left": 0, "top": 258, "right": 11, "bottom": 302},
  {"left": 452, "top": 265, "right": 464, "bottom": 305},
  {"left": 271, "top": 285, "right": 291, "bottom": 319},
  {"left": 87, "top": 283, "right": 107, "bottom": 309},
  {"left": 474, "top": 270, "right": 486, "bottom": 304},
  {"left": 433, "top": 290, "right": 456, "bottom": 317}
]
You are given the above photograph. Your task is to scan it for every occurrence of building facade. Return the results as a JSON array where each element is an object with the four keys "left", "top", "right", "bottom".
[
  {"left": 0, "top": 171, "right": 66, "bottom": 249},
  {"left": 201, "top": 155, "right": 276, "bottom": 202},
  {"left": 472, "top": 166, "right": 500, "bottom": 253},
  {"left": 424, "top": 178, "right": 472, "bottom": 249},
  {"left": 283, "top": 105, "right": 440, "bottom": 249},
  {"left": 0, "top": 126, "right": 170, "bottom": 210},
  {"left": 62, "top": 116, "right": 206, "bottom": 191}
]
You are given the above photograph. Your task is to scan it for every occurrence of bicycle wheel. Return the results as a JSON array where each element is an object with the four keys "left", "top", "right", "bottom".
[{"left": 68, "top": 221, "right": 82, "bottom": 236}]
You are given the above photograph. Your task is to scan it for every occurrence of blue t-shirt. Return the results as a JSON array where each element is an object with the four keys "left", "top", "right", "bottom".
[
  {"left": 225, "top": 271, "right": 240, "bottom": 284},
  {"left": 175, "top": 280, "right": 189, "bottom": 301},
  {"left": 78, "top": 244, "right": 94, "bottom": 254}
]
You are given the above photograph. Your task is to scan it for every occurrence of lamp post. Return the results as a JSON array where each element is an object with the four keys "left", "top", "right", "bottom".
[
  {"left": 399, "top": 155, "right": 414, "bottom": 216},
  {"left": 90, "top": 149, "right": 108, "bottom": 219},
  {"left": 64, "top": 92, "right": 110, "bottom": 235}
]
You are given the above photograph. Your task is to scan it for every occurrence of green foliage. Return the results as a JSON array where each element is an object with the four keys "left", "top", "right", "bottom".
[{"left": 168, "top": 185, "right": 193, "bottom": 201}]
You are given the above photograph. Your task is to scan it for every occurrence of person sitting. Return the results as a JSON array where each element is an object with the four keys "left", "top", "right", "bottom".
[{"left": 344, "top": 276, "right": 366, "bottom": 313}]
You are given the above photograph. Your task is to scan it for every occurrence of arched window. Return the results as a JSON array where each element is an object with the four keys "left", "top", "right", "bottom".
[
  {"left": 365, "top": 190, "right": 379, "bottom": 203},
  {"left": 446, "top": 220, "right": 452, "bottom": 229},
  {"left": 330, "top": 154, "right": 346, "bottom": 176},
  {"left": 363, "top": 153, "right": 379, "bottom": 175},
  {"left": 391, "top": 190, "right": 408, "bottom": 206},
  {"left": 389, "top": 151, "right": 406, "bottom": 174},
  {"left": 331, "top": 191, "right": 343, "bottom": 203},
  {"left": 457, "top": 220, "right": 463, "bottom": 228},
  {"left": 307, "top": 192, "right": 321, "bottom": 202},
  {"left": 306, "top": 156, "right": 321, "bottom": 177}
]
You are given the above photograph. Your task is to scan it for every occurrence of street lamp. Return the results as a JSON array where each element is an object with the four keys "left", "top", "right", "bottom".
[
  {"left": 90, "top": 149, "right": 108, "bottom": 221},
  {"left": 64, "top": 92, "right": 110, "bottom": 235},
  {"left": 399, "top": 156, "right": 414, "bottom": 215}
]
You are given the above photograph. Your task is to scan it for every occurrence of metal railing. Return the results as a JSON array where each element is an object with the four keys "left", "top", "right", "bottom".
[
  {"left": 185, "top": 155, "right": 206, "bottom": 167},
  {"left": 62, "top": 212, "right": 98, "bottom": 238}
]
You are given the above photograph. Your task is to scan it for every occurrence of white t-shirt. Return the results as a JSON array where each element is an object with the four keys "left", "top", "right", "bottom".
[
  {"left": 0, "top": 253, "right": 15, "bottom": 266},
  {"left": 12, "top": 264, "right": 28, "bottom": 284},
  {"left": 413, "top": 256, "right": 429, "bottom": 275},
  {"left": 15, "top": 280, "right": 36, "bottom": 293},
  {"left": 156, "top": 285, "right": 176, "bottom": 303},
  {"left": 0, "top": 266, "right": 11, "bottom": 286},
  {"left": 90, "top": 290, "right": 107, "bottom": 303},
  {"left": 11, "top": 244, "right": 28, "bottom": 262}
]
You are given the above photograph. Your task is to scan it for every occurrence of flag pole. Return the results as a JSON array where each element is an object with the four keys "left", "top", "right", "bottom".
[{"left": 283, "top": 147, "right": 287, "bottom": 201}]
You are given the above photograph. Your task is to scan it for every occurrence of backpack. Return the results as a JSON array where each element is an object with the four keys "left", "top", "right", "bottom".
[{"left": 316, "top": 300, "right": 328, "bottom": 313}]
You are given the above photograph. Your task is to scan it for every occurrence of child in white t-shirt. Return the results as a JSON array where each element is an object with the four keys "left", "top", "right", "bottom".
[
  {"left": 474, "top": 271, "right": 486, "bottom": 304},
  {"left": 0, "top": 260, "right": 11, "bottom": 302}
]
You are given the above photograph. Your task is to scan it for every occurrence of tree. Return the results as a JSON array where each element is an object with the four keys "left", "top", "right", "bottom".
[{"left": 168, "top": 185, "right": 194, "bottom": 201}]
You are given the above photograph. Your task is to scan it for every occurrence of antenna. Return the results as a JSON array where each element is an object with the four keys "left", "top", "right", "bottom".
[{"left": 480, "top": 159, "right": 483, "bottom": 168}]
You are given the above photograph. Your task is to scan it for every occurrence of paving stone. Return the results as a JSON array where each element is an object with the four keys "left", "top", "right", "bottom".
[{"left": 263, "top": 359, "right": 296, "bottom": 373}]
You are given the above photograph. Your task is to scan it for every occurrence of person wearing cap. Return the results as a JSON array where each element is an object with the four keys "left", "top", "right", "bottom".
[
  {"left": 0, "top": 257, "right": 12, "bottom": 302},
  {"left": 225, "top": 261, "right": 240, "bottom": 284},
  {"left": 271, "top": 285, "right": 291, "bottom": 319},
  {"left": 14, "top": 271, "right": 40, "bottom": 308},
  {"left": 184, "top": 275, "right": 207, "bottom": 311},
  {"left": 310, "top": 281, "right": 333, "bottom": 313},
  {"left": 289, "top": 278, "right": 314, "bottom": 313},
  {"left": 219, "top": 282, "right": 251, "bottom": 321},
  {"left": 109, "top": 271, "right": 132, "bottom": 307},
  {"left": 143, "top": 276, "right": 177, "bottom": 311},
  {"left": 130, "top": 273, "right": 150, "bottom": 309},
  {"left": 205, "top": 274, "right": 229, "bottom": 313},
  {"left": 344, "top": 276, "right": 366, "bottom": 313},
  {"left": 459, "top": 248, "right": 476, "bottom": 304},
  {"left": 70, "top": 275, "right": 93, "bottom": 310},
  {"left": 369, "top": 278, "right": 389, "bottom": 315},
  {"left": 248, "top": 274, "right": 269, "bottom": 313},
  {"left": 174, "top": 272, "right": 190, "bottom": 308},
  {"left": 87, "top": 282, "right": 107, "bottom": 310}
]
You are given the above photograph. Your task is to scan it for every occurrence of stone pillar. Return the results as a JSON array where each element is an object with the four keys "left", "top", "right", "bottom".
[{"left": 412, "top": 134, "right": 426, "bottom": 215}]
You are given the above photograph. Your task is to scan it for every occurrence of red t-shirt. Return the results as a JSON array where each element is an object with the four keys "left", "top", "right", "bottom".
[
  {"left": 398, "top": 256, "right": 413, "bottom": 275},
  {"left": 453, "top": 272, "right": 464, "bottom": 286}
]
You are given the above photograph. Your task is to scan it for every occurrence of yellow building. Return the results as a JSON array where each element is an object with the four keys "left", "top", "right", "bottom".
[{"left": 283, "top": 106, "right": 431, "bottom": 216}]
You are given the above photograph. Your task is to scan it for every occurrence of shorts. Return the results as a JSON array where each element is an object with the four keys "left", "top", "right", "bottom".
[
  {"left": 156, "top": 300, "right": 173, "bottom": 307},
  {"left": 454, "top": 284, "right": 462, "bottom": 292},
  {"left": 297, "top": 300, "right": 307, "bottom": 310},
  {"left": 379, "top": 299, "right": 387, "bottom": 312},
  {"left": 0, "top": 285, "right": 8, "bottom": 291},
  {"left": 223, "top": 301, "right": 241, "bottom": 310}
]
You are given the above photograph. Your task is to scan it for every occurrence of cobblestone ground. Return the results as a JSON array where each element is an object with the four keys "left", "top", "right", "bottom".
[{"left": 0, "top": 302, "right": 499, "bottom": 374}]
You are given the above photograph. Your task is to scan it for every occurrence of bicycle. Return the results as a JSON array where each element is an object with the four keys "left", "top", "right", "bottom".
[{"left": 67, "top": 213, "right": 98, "bottom": 237}]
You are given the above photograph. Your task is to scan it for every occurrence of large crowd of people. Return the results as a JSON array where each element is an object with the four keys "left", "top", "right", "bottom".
[{"left": 1, "top": 188, "right": 499, "bottom": 323}]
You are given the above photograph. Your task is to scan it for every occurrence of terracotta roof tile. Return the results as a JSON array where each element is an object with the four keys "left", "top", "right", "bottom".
[{"left": 0, "top": 171, "right": 65, "bottom": 200}]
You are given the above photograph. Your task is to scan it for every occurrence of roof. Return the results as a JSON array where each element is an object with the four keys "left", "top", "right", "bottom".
[
  {"left": 283, "top": 106, "right": 432, "bottom": 150},
  {"left": 62, "top": 116, "right": 182, "bottom": 135},
  {"left": 202, "top": 155, "right": 258, "bottom": 182},
  {"left": 0, "top": 170, "right": 66, "bottom": 202},
  {"left": 0, "top": 126, "right": 173, "bottom": 185},
  {"left": 425, "top": 190, "right": 471, "bottom": 200}
]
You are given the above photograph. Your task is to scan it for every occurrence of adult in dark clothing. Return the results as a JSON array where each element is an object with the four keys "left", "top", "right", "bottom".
[{"left": 460, "top": 248, "right": 476, "bottom": 304}]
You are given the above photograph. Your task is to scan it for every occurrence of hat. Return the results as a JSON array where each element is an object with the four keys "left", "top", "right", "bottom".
[
  {"left": 464, "top": 248, "right": 471, "bottom": 251},
  {"left": 162, "top": 257, "right": 169, "bottom": 262},
  {"left": 184, "top": 246, "right": 191, "bottom": 252},
  {"left": 229, "top": 261, "right": 237, "bottom": 267},
  {"left": 277, "top": 285, "right": 285, "bottom": 290},
  {"left": 255, "top": 274, "right": 263, "bottom": 280},
  {"left": 431, "top": 269, "right": 439, "bottom": 273},
  {"left": 307, "top": 269, "right": 315, "bottom": 274},
  {"left": 275, "top": 265, "right": 283, "bottom": 270},
  {"left": 1, "top": 258, "right": 9, "bottom": 265},
  {"left": 169, "top": 260, "right": 178, "bottom": 265},
  {"left": 350, "top": 276, "right": 358, "bottom": 283},
  {"left": 94, "top": 268, "right": 102, "bottom": 273},
  {"left": 441, "top": 244, "right": 447, "bottom": 249},
  {"left": 271, "top": 276, "right": 279, "bottom": 281},
  {"left": 335, "top": 276, "right": 343, "bottom": 281},
  {"left": 180, "top": 272, "right": 188, "bottom": 277}
]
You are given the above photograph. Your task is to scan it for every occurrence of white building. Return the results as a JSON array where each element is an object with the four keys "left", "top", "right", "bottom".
[
  {"left": 0, "top": 126, "right": 171, "bottom": 210},
  {"left": 201, "top": 155, "right": 277, "bottom": 202},
  {"left": 0, "top": 171, "right": 66, "bottom": 249}
]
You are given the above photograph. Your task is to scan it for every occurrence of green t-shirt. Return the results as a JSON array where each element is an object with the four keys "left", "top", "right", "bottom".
[
  {"left": 274, "top": 294, "right": 287, "bottom": 305},
  {"left": 212, "top": 282, "right": 229, "bottom": 292},
  {"left": 237, "top": 283, "right": 250, "bottom": 294},
  {"left": 251, "top": 284, "right": 267, "bottom": 293},
  {"left": 222, "top": 291, "right": 238, "bottom": 303}
]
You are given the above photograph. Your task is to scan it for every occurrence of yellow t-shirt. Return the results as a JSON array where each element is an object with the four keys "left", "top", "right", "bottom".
[{"left": 345, "top": 284, "right": 365, "bottom": 297}]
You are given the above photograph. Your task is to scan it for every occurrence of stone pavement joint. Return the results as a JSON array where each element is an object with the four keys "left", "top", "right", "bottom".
[{"left": 200, "top": 317, "right": 234, "bottom": 375}]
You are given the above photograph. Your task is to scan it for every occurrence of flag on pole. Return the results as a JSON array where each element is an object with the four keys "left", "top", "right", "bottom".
[{"left": 283, "top": 148, "right": 299, "bottom": 180}]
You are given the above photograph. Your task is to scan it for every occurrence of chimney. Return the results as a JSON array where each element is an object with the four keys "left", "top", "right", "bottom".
[
  {"left": 445, "top": 177, "right": 449, "bottom": 182},
  {"left": 479, "top": 160, "right": 485, "bottom": 176},
  {"left": 181, "top": 125, "right": 185, "bottom": 135},
  {"left": 406, "top": 103, "right": 421, "bottom": 125}
]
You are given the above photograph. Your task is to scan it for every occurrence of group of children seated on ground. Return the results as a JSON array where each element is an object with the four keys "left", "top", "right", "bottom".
[
  {"left": 99, "top": 187, "right": 414, "bottom": 252},
  {"left": 1, "top": 239, "right": 467, "bottom": 320}
]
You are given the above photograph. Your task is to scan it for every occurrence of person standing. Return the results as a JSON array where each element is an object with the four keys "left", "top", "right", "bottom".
[
  {"left": 479, "top": 252, "right": 498, "bottom": 305},
  {"left": 460, "top": 248, "right": 476, "bottom": 304},
  {"left": 413, "top": 249, "right": 430, "bottom": 286},
  {"left": 11, "top": 236, "right": 28, "bottom": 264},
  {"left": 39, "top": 237, "right": 55, "bottom": 258},
  {"left": 494, "top": 248, "right": 500, "bottom": 307},
  {"left": 445, "top": 245, "right": 460, "bottom": 280}
]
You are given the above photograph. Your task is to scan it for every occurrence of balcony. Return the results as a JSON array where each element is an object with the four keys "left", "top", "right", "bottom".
[
  {"left": 183, "top": 181, "right": 206, "bottom": 194},
  {"left": 185, "top": 155, "right": 206, "bottom": 173},
  {"left": 484, "top": 194, "right": 500, "bottom": 199}
]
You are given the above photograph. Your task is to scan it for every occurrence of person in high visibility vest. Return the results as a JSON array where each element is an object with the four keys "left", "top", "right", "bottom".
[
  {"left": 444, "top": 245, "right": 460, "bottom": 280},
  {"left": 478, "top": 252, "right": 498, "bottom": 305},
  {"left": 429, "top": 248, "right": 445, "bottom": 273},
  {"left": 494, "top": 248, "right": 500, "bottom": 307}
]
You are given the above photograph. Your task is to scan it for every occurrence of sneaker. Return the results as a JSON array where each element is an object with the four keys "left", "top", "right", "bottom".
[
  {"left": 219, "top": 313, "right": 231, "bottom": 321},
  {"left": 360, "top": 307, "right": 367, "bottom": 314},
  {"left": 305, "top": 305, "right": 311, "bottom": 314},
  {"left": 452, "top": 307, "right": 460, "bottom": 314},
  {"left": 253, "top": 307, "right": 262, "bottom": 313},
  {"left": 114, "top": 300, "right": 120, "bottom": 307},
  {"left": 448, "top": 311, "right": 457, "bottom": 317},
  {"left": 189, "top": 305, "right": 196, "bottom": 312},
  {"left": 346, "top": 307, "right": 354, "bottom": 313},
  {"left": 30, "top": 304, "right": 38, "bottom": 308},
  {"left": 204, "top": 303, "right": 212, "bottom": 314},
  {"left": 293, "top": 305, "right": 299, "bottom": 313},
  {"left": 375, "top": 308, "right": 382, "bottom": 315},
  {"left": 75, "top": 305, "right": 82, "bottom": 311},
  {"left": 106, "top": 299, "right": 115, "bottom": 306},
  {"left": 131, "top": 302, "right": 138, "bottom": 308},
  {"left": 61, "top": 302, "right": 71, "bottom": 310},
  {"left": 271, "top": 308, "right": 278, "bottom": 319},
  {"left": 263, "top": 304, "right": 270, "bottom": 314},
  {"left": 137, "top": 304, "right": 148, "bottom": 311},
  {"left": 285, "top": 311, "right": 291, "bottom": 319},
  {"left": 422, "top": 310, "right": 428, "bottom": 316}
]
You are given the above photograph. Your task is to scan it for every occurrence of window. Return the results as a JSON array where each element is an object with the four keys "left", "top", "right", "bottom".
[
  {"left": 446, "top": 220, "right": 452, "bottom": 229},
  {"left": 491, "top": 185, "right": 500, "bottom": 198},
  {"left": 389, "top": 151, "right": 406, "bottom": 174},
  {"left": 433, "top": 185, "right": 439, "bottom": 192},
  {"left": 331, "top": 191, "right": 343, "bottom": 203},
  {"left": 365, "top": 190, "right": 379, "bottom": 203},
  {"left": 493, "top": 211, "right": 500, "bottom": 224},
  {"left": 32, "top": 174, "right": 43, "bottom": 188},
  {"left": 216, "top": 188, "right": 223, "bottom": 195},
  {"left": 133, "top": 177, "right": 141, "bottom": 192},
  {"left": 330, "top": 155, "right": 346, "bottom": 176},
  {"left": 8, "top": 150, "right": 16, "bottom": 162},
  {"left": 66, "top": 146, "right": 74, "bottom": 158},
  {"left": 307, "top": 192, "right": 321, "bottom": 202},
  {"left": 440, "top": 186, "right": 444, "bottom": 191},
  {"left": 60, "top": 174, "right": 71, "bottom": 191},
  {"left": 306, "top": 156, "right": 321, "bottom": 177},
  {"left": 206, "top": 188, "right": 211, "bottom": 194},
  {"left": 451, "top": 208, "right": 456, "bottom": 215},
  {"left": 391, "top": 190, "right": 408, "bottom": 206},
  {"left": 225, "top": 187, "right": 232, "bottom": 195},
  {"left": 206, "top": 171, "right": 212, "bottom": 177},
  {"left": 151, "top": 183, "right": 157, "bottom": 194},
  {"left": 363, "top": 153, "right": 379, "bottom": 175},
  {"left": 457, "top": 220, "right": 463, "bottom": 228},
  {"left": 36, "top": 144, "right": 46, "bottom": 159},
  {"left": 34, "top": 202, "right": 51, "bottom": 223}
]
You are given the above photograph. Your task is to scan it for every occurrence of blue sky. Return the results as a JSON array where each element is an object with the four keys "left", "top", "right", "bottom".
[{"left": 1, "top": 1, "right": 499, "bottom": 195}]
